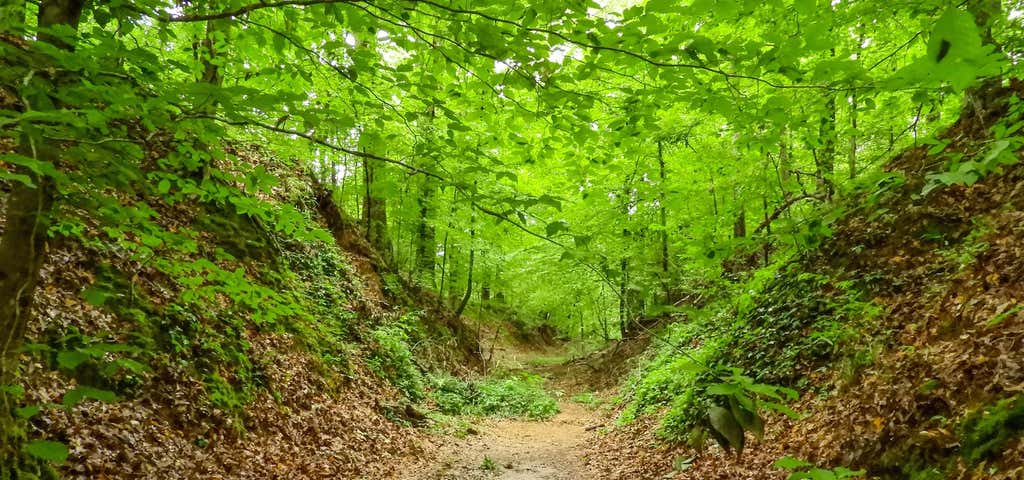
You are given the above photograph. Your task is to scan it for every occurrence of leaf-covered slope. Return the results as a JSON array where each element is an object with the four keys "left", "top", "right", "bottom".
[
  {"left": 585, "top": 82, "right": 1024, "bottom": 479},
  {"left": 11, "top": 144, "right": 475, "bottom": 479}
]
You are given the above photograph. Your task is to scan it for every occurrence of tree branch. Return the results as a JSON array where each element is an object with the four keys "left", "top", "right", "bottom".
[
  {"left": 753, "top": 193, "right": 826, "bottom": 234},
  {"left": 411, "top": 0, "right": 833, "bottom": 91},
  {"left": 185, "top": 113, "right": 447, "bottom": 181},
  {"left": 162, "top": 0, "right": 364, "bottom": 22}
]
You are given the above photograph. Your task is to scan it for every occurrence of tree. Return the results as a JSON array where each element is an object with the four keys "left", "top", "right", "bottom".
[{"left": 1, "top": 0, "right": 86, "bottom": 466}]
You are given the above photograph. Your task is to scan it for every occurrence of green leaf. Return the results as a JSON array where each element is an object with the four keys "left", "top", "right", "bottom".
[
  {"left": 764, "top": 401, "right": 802, "bottom": 419},
  {"left": 793, "top": 0, "right": 816, "bottom": 16},
  {"left": 56, "top": 351, "right": 89, "bottom": 370},
  {"left": 774, "top": 456, "right": 813, "bottom": 470},
  {"left": 927, "top": 8, "right": 981, "bottom": 64},
  {"left": 15, "top": 405, "right": 41, "bottom": 419},
  {"left": 546, "top": 220, "right": 570, "bottom": 237},
  {"left": 23, "top": 440, "right": 69, "bottom": 463},
  {"left": 82, "top": 286, "right": 111, "bottom": 306},
  {"left": 708, "top": 406, "right": 745, "bottom": 454},
  {"left": 63, "top": 385, "right": 118, "bottom": 408},
  {"left": 806, "top": 469, "right": 839, "bottom": 480},
  {"left": 0, "top": 170, "right": 35, "bottom": 187},
  {"left": 706, "top": 383, "right": 741, "bottom": 395},
  {"left": 729, "top": 396, "right": 764, "bottom": 440}
]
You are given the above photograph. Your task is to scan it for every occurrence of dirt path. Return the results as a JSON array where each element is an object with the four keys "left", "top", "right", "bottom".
[{"left": 398, "top": 400, "right": 594, "bottom": 479}]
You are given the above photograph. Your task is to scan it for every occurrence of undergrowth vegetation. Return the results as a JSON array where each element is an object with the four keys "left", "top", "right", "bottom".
[
  {"left": 2, "top": 0, "right": 1023, "bottom": 477},
  {"left": 622, "top": 263, "right": 881, "bottom": 444},
  {"left": 427, "top": 372, "right": 560, "bottom": 420}
]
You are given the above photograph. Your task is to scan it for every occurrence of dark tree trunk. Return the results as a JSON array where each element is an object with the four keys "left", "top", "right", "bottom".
[
  {"left": 849, "top": 91, "right": 858, "bottom": 179},
  {"left": 733, "top": 207, "right": 746, "bottom": 238},
  {"left": 454, "top": 248, "right": 474, "bottom": 318},
  {"left": 362, "top": 159, "right": 393, "bottom": 266},
  {"left": 415, "top": 179, "right": 436, "bottom": 284},
  {"left": 454, "top": 184, "right": 477, "bottom": 317}
]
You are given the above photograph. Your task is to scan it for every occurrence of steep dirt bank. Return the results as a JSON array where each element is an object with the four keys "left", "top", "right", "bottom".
[
  {"left": 11, "top": 147, "right": 478, "bottom": 479},
  {"left": 578, "top": 84, "right": 1024, "bottom": 479}
]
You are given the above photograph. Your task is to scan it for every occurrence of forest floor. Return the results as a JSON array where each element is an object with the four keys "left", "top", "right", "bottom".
[
  {"left": 397, "top": 328, "right": 611, "bottom": 480},
  {"left": 398, "top": 399, "right": 595, "bottom": 480}
]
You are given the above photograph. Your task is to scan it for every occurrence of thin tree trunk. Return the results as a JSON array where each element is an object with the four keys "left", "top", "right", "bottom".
[
  {"left": 438, "top": 230, "right": 449, "bottom": 302},
  {"left": 618, "top": 256, "right": 628, "bottom": 337},
  {"left": 454, "top": 183, "right": 477, "bottom": 317},
  {"left": 817, "top": 47, "right": 838, "bottom": 200},
  {"left": 454, "top": 248, "right": 474, "bottom": 317},
  {"left": 762, "top": 196, "right": 770, "bottom": 266},
  {"left": 849, "top": 91, "right": 858, "bottom": 179},
  {"left": 817, "top": 93, "right": 837, "bottom": 200},
  {"left": 480, "top": 267, "right": 491, "bottom": 303},
  {"left": 657, "top": 140, "right": 670, "bottom": 303}
]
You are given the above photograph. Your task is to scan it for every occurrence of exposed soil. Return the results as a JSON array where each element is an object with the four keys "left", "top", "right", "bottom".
[{"left": 399, "top": 401, "right": 595, "bottom": 480}]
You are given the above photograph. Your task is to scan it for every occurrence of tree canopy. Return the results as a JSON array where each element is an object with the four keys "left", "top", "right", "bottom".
[{"left": 1, "top": 0, "right": 1022, "bottom": 471}]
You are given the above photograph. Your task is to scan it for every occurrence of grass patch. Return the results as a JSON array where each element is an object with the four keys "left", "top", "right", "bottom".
[{"left": 571, "top": 392, "right": 603, "bottom": 409}]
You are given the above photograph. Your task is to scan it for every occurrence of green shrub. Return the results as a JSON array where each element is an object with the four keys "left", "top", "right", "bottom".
[
  {"left": 368, "top": 325, "right": 424, "bottom": 402},
  {"left": 426, "top": 373, "right": 560, "bottom": 420},
  {"left": 958, "top": 395, "right": 1024, "bottom": 464},
  {"left": 620, "top": 263, "right": 884, "bottom": 444}
]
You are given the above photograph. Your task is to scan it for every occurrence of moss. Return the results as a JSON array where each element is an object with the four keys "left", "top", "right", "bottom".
[{"left": 958, "top": 394, "right": 1024, "bottom": 465}]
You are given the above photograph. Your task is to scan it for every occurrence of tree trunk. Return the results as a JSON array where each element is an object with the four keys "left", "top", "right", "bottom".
[
  {"left": 1, "top": 0, "right": 85, "bottom": 465},
  {"left": 849, "top": 91, "right": 858, "bottom": 179},
  {"left": 454, "top": 184, "right": 477, "bottom": 317},
  {"left": 415, "top": 179, "right": 436, "bottom": 284},
  {"left": 657, "top": 140, "right": 671, "bottom": 303},
  {"left": 480, "top": 268, "right": 491, "bottom": 303},
  {"left": 618, "top": 256, "right": 628, "bottom": 337},
  {"left": 762, "top": 196, "right": 770, "bottom": 266},
  {"left": 962, "top": 0, "right": 1004, "bottom": 119},
  {"left": 438, "top": 230, "right": 449, "bottom": 302},
  {"left": 779, "top": 131, "right": 793, "bottom": 189},
  {"left": 362, "top": 158, "right": 393, "bottom": 265},
  {"left": 733, "top": 206, "right": 746, "bottom": 238},
  {"left": 454, "top": 248, "right": 474, "bottom": 318},
  {"left": 817, "top": 93, "right": 837, "bottom": 200},
  {"left": 199, "top": 19, "right": 230, "bottom": 92}
]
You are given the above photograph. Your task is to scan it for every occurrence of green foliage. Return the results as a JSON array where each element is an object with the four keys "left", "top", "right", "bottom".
[
  {"left": 427, "top": 373, "right": 560, "bottom": 420},
  {"left": 1, "top": 0, "right": 1022, "bottom": 472},
  {"left": 368, "top": 324, "right": 425, "bottom": 402},
  {"left": 21, "top": 441, "right": 69, "bottom": 464},
  {"left": 480, "top": 456, "right": 498, "bottom": 471},
  {"left": 958, "top": 395, "right": 1024, "bottom": 465},
  {"left": 619, "top": 258, "right": 892, "bottom": 450},
  {"left": 774, "top": 457, "right": 866, "bottom": 480},
  {"left": 924, "top": 96, "right": 1024, "bottom": 195},
  {"left": 570, "top": 392, "right": 603, "bottom": 409},
  {"left": 935, "top": 219, "right": 993, "bottom": 269}
]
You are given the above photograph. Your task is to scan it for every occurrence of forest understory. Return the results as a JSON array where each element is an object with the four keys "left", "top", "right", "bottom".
[{"left": 3, "top": 1, "right": 1024, "bottom": 479}]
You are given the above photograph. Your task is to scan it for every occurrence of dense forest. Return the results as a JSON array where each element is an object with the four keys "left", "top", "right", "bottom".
[{"left": 1, "top": 0, "right": 1023, "bottom": 479}]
